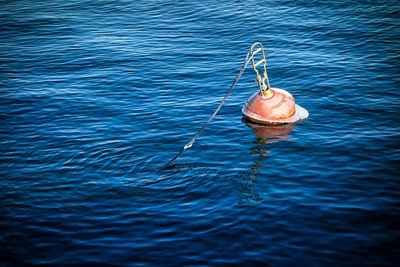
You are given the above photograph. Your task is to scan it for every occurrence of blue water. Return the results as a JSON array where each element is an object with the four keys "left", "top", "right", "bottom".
[{"left": 1, "top": 0, "right": 399, "bottom": 265}]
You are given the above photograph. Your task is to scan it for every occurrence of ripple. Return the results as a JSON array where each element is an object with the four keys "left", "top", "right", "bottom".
[{"left": 1, "top": 0, "right": 399, "bottom": 265}]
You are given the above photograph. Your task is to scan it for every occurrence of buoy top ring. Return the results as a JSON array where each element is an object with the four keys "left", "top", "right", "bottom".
[{"left": 250, "top": 42, "right": 272, "bottom": 99}]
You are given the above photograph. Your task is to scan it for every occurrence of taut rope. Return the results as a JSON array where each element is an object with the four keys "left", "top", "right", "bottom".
[{"left": 158, "top": 49, "right": 262, "bottom": 172}]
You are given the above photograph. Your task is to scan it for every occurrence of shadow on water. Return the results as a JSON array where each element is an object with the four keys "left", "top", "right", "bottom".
[{"left": 235, "top": 119, "right": 294, "bottom": 205}]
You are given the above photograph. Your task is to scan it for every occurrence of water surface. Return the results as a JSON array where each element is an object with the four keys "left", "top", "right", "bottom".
[{"left": 1, "top": 0, "right": 399, "bottom": 265}]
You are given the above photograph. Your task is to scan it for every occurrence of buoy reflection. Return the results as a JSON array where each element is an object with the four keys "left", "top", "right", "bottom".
[
  {"left": 246, "top": 119, "right": 293, "bottom": 143},
  {"left": 236, "top": 119, "right": 294, "bottom": 205}
]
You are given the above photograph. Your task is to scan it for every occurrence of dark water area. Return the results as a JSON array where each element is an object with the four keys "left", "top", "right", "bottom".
[{"left": 1, "top": 0, "right": 400, "bottom": 265}]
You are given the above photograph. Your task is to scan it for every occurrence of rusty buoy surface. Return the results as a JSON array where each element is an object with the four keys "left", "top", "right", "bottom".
[{"left": 242, "top": 88, "right": 308, "bottom": 125}]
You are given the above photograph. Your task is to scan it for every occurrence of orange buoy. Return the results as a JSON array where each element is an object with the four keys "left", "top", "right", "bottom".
[{"left": 242, "top": 42, "right": 308, "bottom": 125}]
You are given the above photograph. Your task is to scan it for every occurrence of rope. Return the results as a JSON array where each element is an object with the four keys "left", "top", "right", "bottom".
[{"left": 158, "top": 52, "right": 253, "bottom": 172}]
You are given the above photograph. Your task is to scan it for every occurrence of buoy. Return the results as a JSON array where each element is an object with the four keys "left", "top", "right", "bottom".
[{"left": 242, "top": 42, "right": 308, "bottom": 125}]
